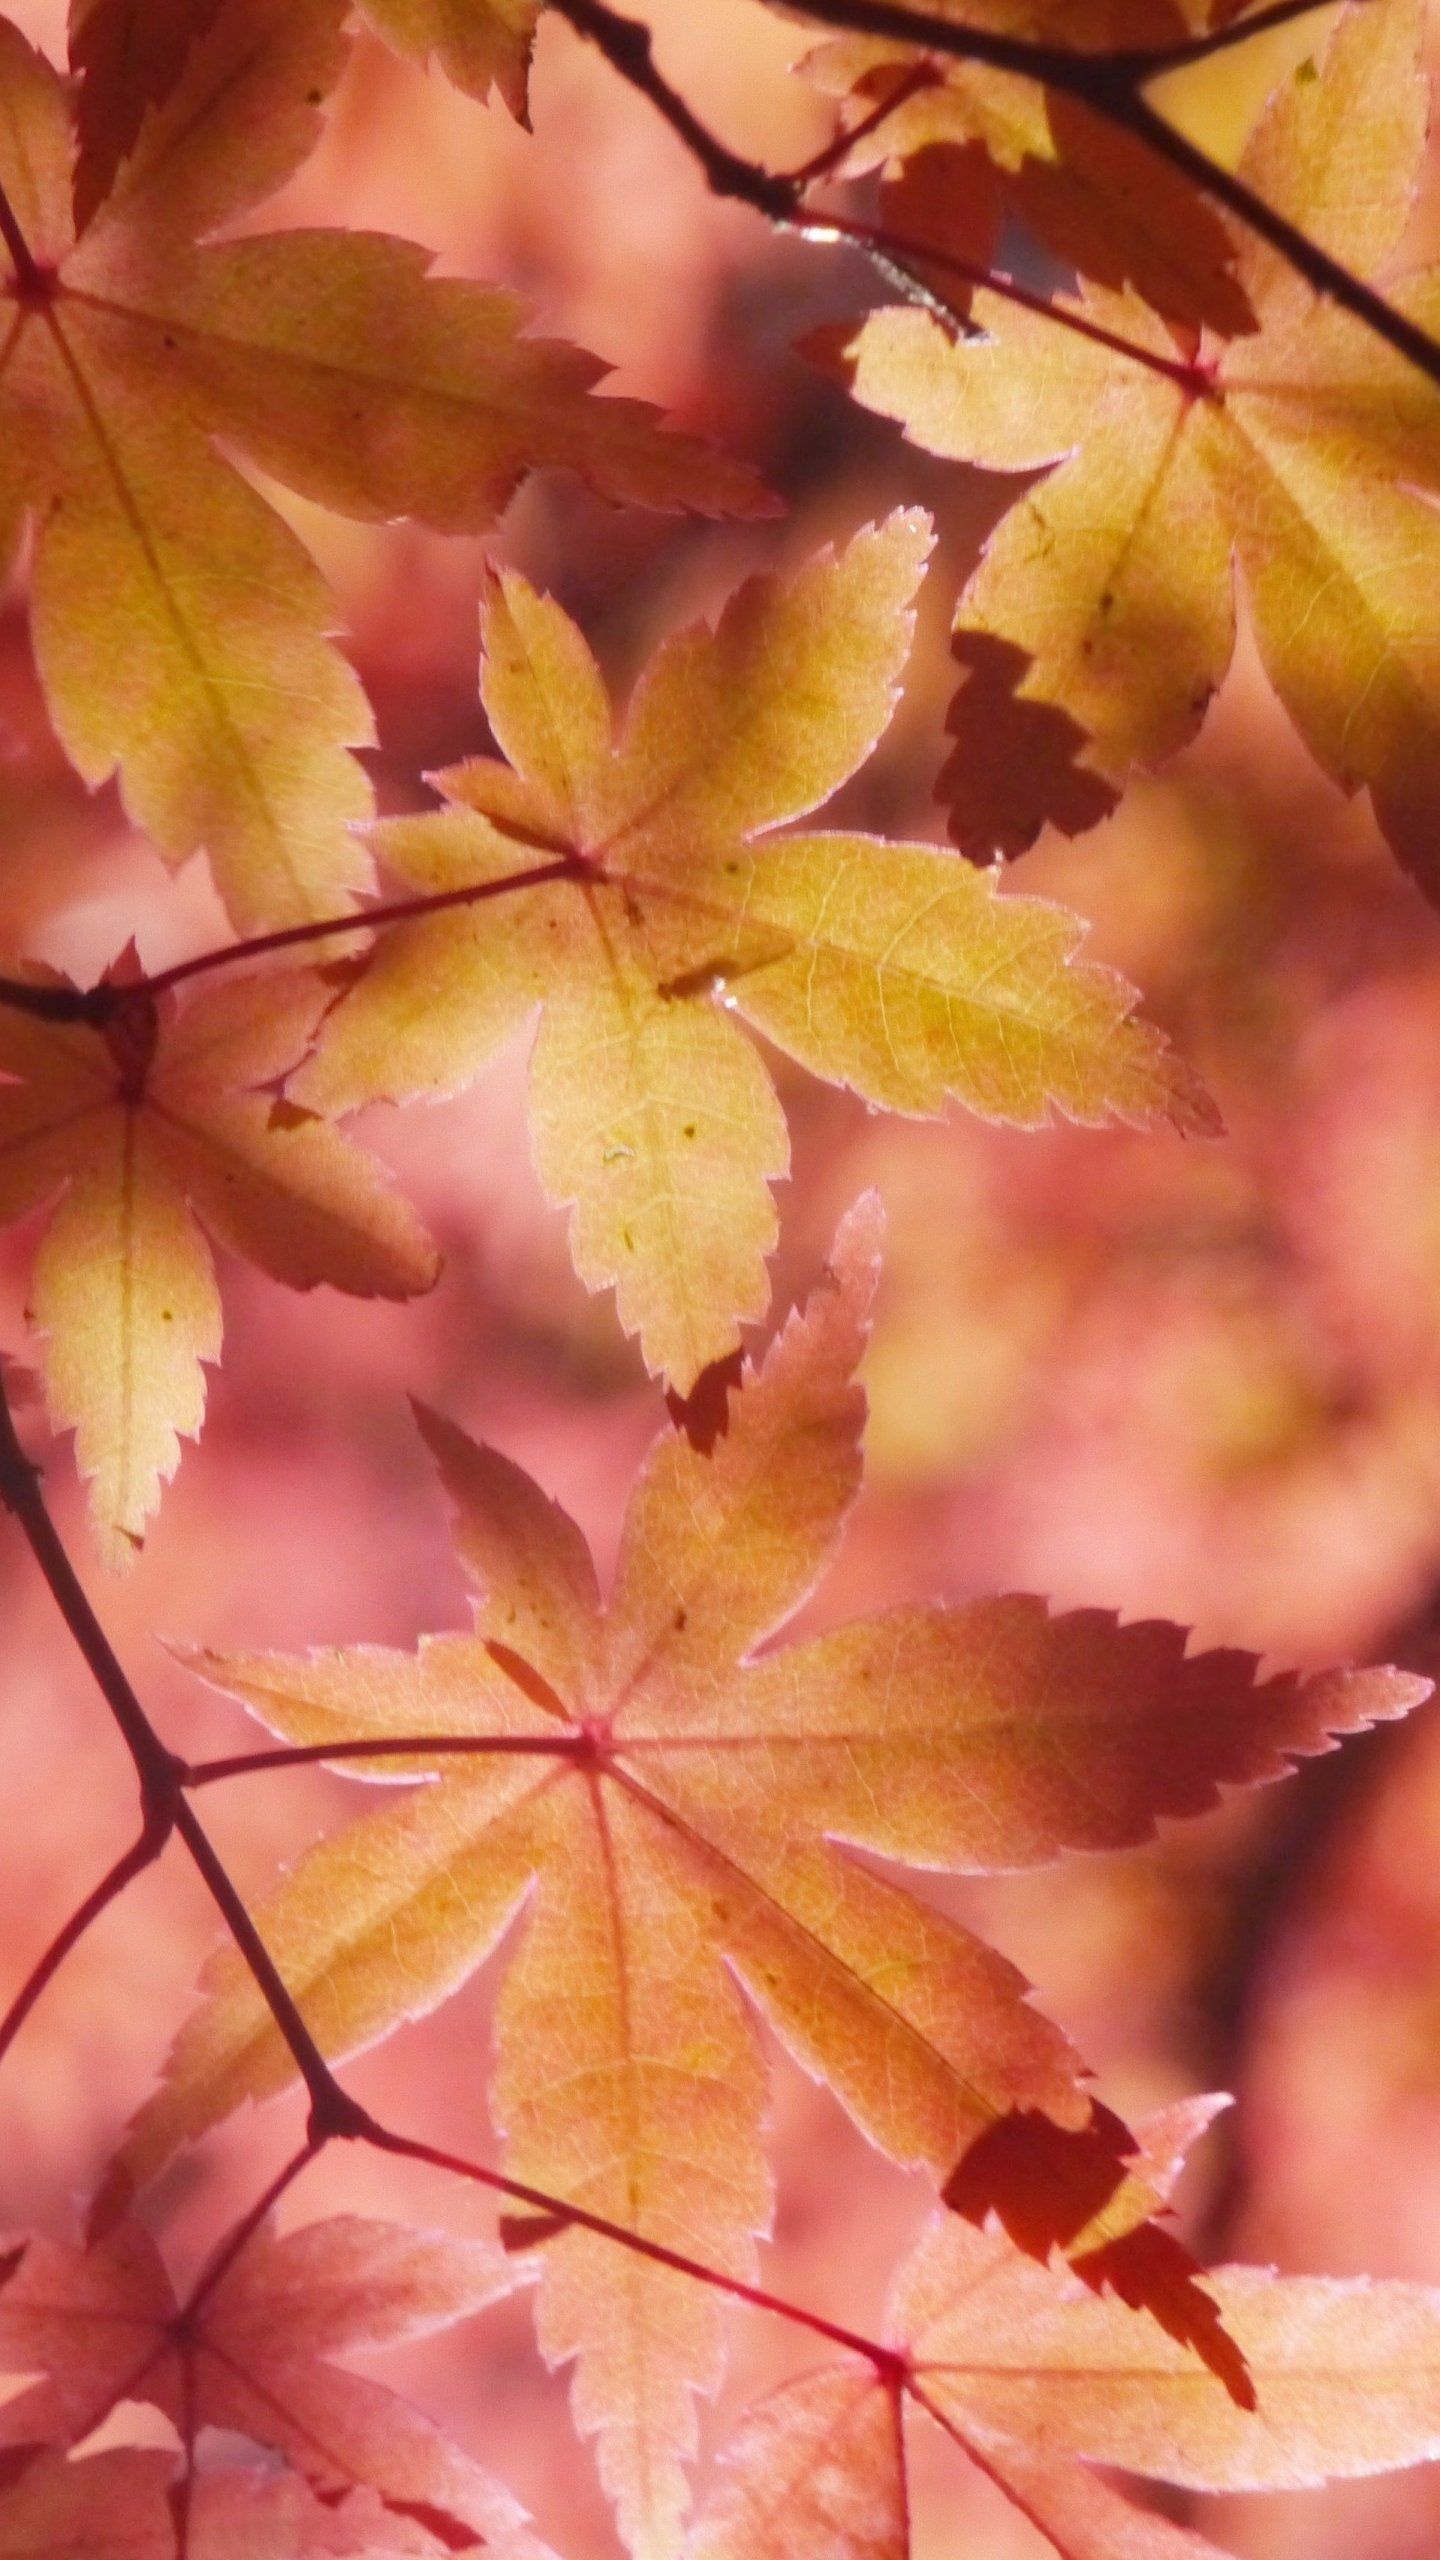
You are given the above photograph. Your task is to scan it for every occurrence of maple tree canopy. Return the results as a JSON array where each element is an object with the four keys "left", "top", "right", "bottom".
[{"left": 0, "top": 3, "right": 1436, "bottom": 2558}]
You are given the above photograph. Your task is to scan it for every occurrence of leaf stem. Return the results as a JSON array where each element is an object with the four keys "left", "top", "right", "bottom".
[
  {"left": 179, "top": 2145, "right": 321, "bottom": 2321},
  {"left": 183, "top": 1733, "right": 585, "bottom": 1786},
  {"left": 785, "top": 57, "right": 941, "bottom": 188},
  {"left": 142, "top": 850, "right": 587, "bottom": 1001},
  {"left": 359, "top": 2118, "right": 909, "bottom": 2381},
  {"left": 0, "top": 852, "right": 589, "bottom": 1033},
  {"left": 815, "top": 209, "right": 1214, "bottom": 392}
]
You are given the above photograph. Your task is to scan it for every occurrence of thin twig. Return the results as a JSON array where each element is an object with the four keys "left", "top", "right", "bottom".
[
  {"left": 0, "top": 1823, "right": 169, "bottom": 2071},
  {"left": 786, "top": 56, "right": 940, "bottom": 187},
  {"left": 555, "top": 0, "right": 1440, "bottom": 394},
  {"left": 817, "top": 209, "right": 1213, "bottom": 391}
]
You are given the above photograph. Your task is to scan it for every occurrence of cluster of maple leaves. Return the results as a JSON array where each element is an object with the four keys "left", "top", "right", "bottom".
[{"left": 3, "top": 1, "right": 1440, "bottom": 2556}]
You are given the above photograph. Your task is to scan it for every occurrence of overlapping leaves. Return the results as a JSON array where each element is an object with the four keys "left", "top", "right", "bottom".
[
  {"left": 296, "top": 512, "right": 1213, "bottom": 1391},
  {"left": 0, "top": 2207, "right": 550, "bottom": 2557},
  {"left": 0, "top": 0, "right": 761, "bottom": 932},
  {"left": 69, "top": 0, "right": 539, "bottom": 217},
  {"left": 803, "top": 3, "right": 1254, "bottom": 336},
  {"left": 688, "top": 2101, "right": 1440, "bottom": 2560},
  {"left": 0, "top": 964, "right": 437, "bottom": 1564},
  {"left": 827, "top": 0, "right": 1440, "bottom": 895},
  {"left": 103, "top": 1200, "right": 1426, "bottom": 2554}
]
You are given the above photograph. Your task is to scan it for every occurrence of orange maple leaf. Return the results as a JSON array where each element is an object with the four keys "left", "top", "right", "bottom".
[
  {"left": 827, "top": 0, "right": 1440, "bottom": 891},
  {"left": 101, "top": 1199, "right": 1430, "bottom": 2550}
]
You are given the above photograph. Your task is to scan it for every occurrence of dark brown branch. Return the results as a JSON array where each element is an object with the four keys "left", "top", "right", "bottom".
[
  {"left": 547, "top": 0, "right": 970, "bottom": 333},
  {"left": 1100, "top": 0, "right": 1361, "bottom": 79},
  {"left": 549, "top": 0, "right": 799, "bottom": 215},
  {"left": 0, "top": 1380, "right": 366, "bottom": 2143}
]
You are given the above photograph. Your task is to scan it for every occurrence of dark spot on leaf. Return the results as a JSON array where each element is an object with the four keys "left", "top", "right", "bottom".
[{"left": 484, "top": 1640, "right": 569, "bottom": 1721}]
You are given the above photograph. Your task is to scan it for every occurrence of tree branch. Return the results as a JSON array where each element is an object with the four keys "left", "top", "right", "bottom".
[
  {"left": 553, "top": 0, "right": 1440, "bottom": 394},
  {"left": 0, "top": 1378, "right": 366, "bottom": 2142}
]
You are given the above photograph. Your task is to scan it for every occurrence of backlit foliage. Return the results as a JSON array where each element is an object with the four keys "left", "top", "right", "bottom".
[{"left": 0, "top": 4, "right": 1439, "bottom": 2559}]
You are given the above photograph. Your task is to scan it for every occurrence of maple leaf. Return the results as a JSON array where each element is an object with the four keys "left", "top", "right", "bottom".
[
  {"left": 101, "top": 1199, "right": 1428, "bottom": 2550},
  {"left": 292, "top": 512, "right": 1214, "bottom": 1393},
  {"left": 70, "top": 0, "right": 540, "bottom": 215},
  {"left": 0, "top": 2209, "right": 551, "bottom": 2556},
  {"left": 0, "top": 964, "right": 438, "bottom": 1565},
  {"left": 0, "top": 2450, "right": 177, "bottom": 2560},
  {"left": 825, "top": 0, "right": 1440, "bottom": 890},
  {"left": 0, "top": 0, "right": 766, "bottom": 934},
  {"left": 687, "top": 2097, "right": 1440, "bottom": 2560},
  {"left": 67, "top": 0, "right": 226, "bottom": 229},
  {"left": 357, "top": 0, "right": 539, "bottom": 118},
  {"left": 802, "top": 12, "right": 1254, "bottom": 336}
]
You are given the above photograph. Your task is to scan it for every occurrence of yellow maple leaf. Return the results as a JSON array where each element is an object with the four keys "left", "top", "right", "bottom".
[
  {"left": 828, "top": 0, "right": 1440, "bottom": 889},
  {"left": 0, "top": 965, "right": 438, "bottom": 1565},
  {"left": 294, "top": 511, "right": 1213, "bottom": 1392},
  {"left": 102, "top": 1197, "right": 1428, "bottom": 2547},
  {"left": 359, "top": 0, "right": 539, "bottom": 116},
  {"left": 0, "top": 0, "right": 765, "bottom": 932}
]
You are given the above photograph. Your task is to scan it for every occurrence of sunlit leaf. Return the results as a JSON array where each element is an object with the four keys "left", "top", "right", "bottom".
[{"left": 294, "top": 515, "right": 1213, "bottom": 1389}]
